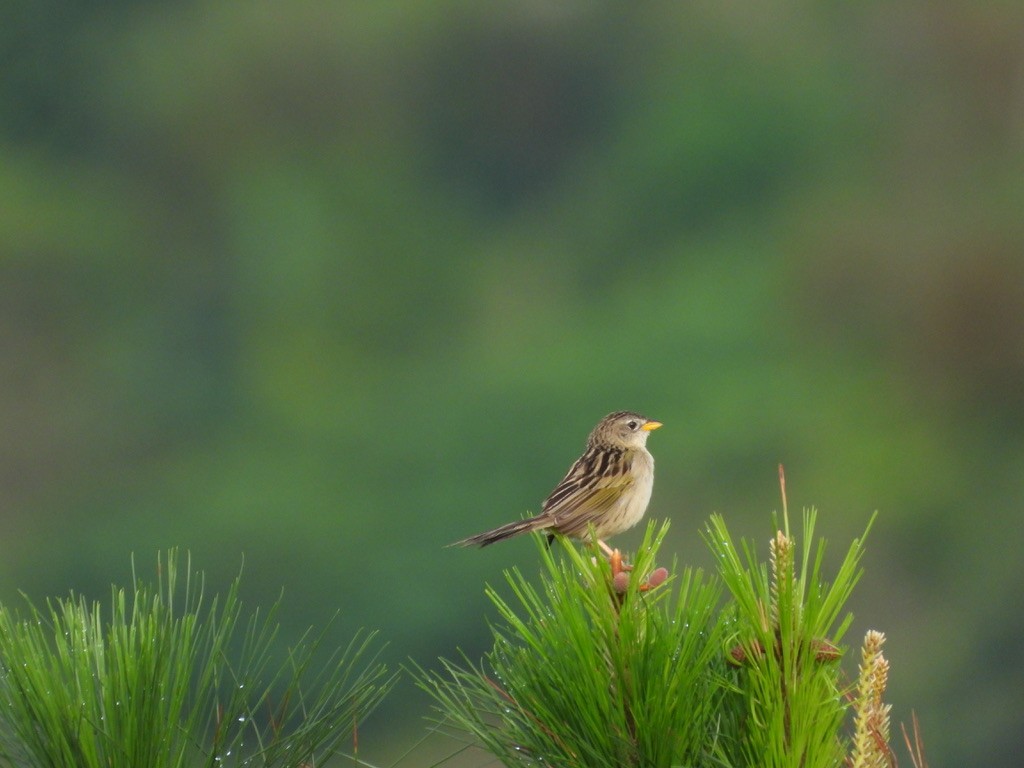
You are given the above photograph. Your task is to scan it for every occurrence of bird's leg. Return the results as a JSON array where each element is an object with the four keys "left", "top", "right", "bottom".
[
  {"left": 609, "top": 548, "right": 623, "bottom": 576},
  {"left": 600, "top": 541, "right": 633, "bottom": 571}
]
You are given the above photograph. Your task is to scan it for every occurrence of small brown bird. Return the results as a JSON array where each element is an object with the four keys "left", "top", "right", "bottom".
[{"left": 453, "top": 411, "right": 662, "bottom": 556}]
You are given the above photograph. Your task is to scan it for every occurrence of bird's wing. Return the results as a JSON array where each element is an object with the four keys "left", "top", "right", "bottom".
[{"left": 541, "top": 448, "right": 634, "bottom": 536}]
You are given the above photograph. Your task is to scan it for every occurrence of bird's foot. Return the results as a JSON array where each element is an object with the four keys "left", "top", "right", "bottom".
[
  {"left": 599, "top": 540, "right": 632, "bottom": 569},
  {"left": 609, "top": 548, "right": 668, "bottom": 594},
  {"left": 608, "top": 548, "right": 631, "bottom": 574}
]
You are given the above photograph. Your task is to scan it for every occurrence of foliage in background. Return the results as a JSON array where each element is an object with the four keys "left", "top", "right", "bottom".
[
  {"left": 2, "top": 3, "right": 1022, "bottom": 765},
  {"left": 0, "top": 550, "right": 395, "bottom": 768},
  {"left": 419, "top": 511, "right": 908, "bottom": 767}
]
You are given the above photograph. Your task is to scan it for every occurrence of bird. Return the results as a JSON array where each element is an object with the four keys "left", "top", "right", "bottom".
[{"left": 452, "top": 411, "right": 662, "bottom": 557}]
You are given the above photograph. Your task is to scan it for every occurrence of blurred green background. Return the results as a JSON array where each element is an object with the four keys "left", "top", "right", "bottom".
[{"left": 3, "top": 1, "right": 1022, "bottom": 765}]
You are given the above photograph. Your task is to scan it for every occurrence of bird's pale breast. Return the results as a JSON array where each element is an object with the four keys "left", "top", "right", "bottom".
[{"left": 592, "top": 448, "right": 655, "bottom": 539}]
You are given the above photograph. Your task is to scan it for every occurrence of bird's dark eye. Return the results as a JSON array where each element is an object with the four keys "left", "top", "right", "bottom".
[{"left": 627, "top": 420, "right": 638, "bottom": 430}]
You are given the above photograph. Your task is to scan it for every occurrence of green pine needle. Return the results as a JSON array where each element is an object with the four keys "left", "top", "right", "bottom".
[
  {"left": 705, "top": 509, "right": 875, "bottom": 768},
  {"left": 420, "top": 510, "right": 880, "bottom": 768},
  {"left": 417, "top": 521, "right": 725, "bottom": 768},
  {"left": 0, "top": 549, "right": 396, "bottom": 768}
]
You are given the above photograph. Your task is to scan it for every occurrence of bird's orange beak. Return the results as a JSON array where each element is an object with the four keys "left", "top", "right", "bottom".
[{"left": 641, "top": 421, "right": 663, "bottom": 431}]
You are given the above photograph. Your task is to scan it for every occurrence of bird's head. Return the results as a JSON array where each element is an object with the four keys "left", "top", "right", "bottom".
[{"left": 589, "top": 411, "right": 662, "bottom": 450}]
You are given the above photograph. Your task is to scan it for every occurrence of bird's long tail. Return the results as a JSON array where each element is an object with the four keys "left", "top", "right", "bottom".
[{"left": 451, "top": 516, "right": 550, "bottom": 547}]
